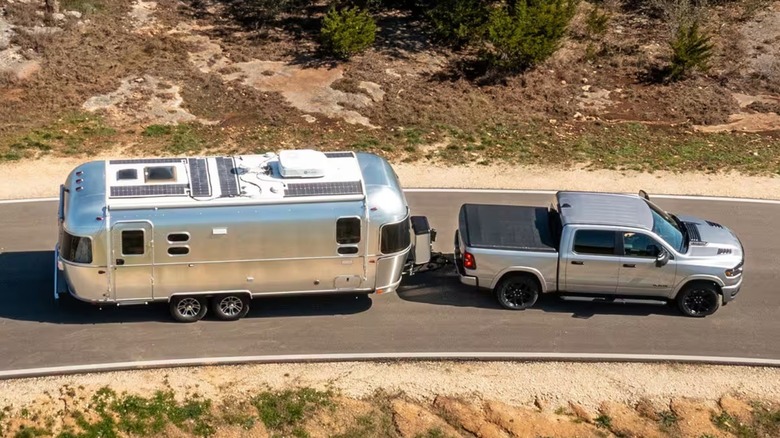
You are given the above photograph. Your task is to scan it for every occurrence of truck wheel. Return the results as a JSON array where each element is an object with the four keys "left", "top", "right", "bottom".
[
  {"left": 211, "top": 294, "right": 250, "bottom": 321},
  {"left": 170, "top": 296, "right": 208, "bottom": 323},
  {"left": 495, "top": 275, "right": 539, "bottom": 310},
  {"left": 676, "top": 283, "right": 721, "bottom": 317}
]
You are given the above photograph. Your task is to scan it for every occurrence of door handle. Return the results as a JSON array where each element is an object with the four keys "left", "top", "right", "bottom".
[
  {"left": 623, "top": 263, "right": 636, "bottom": 268},
  {"left": 571, "top": 261, "right": 584, "bottom": 265},
  {"left": 116, "top": 258, "right": 125, "bottom": 266}
]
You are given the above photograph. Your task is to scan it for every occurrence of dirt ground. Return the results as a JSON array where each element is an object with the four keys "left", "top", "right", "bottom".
[
  {"left": 0, "top": 361, "right": 779, "bottom": 437},
  {"left": 1, "top": 0, "right": 780, "bottom": 178}
]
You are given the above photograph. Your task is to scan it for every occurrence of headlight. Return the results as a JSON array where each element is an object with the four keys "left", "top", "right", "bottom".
[{"left": 725, "top": 262, "right": 743, "bottom": 278}]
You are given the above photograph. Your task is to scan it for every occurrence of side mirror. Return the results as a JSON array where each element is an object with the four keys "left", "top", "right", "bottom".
[
  {"left": 638, "top": 190, "right": 650, "bottom": 200},
  {"left": 656, "top": 249, "right": 670, "bottom": 267}
]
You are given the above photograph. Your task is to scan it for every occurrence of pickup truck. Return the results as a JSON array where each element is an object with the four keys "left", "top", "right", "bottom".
[{"left": 454, "top": 191, "right": 745, "bottom": 317}]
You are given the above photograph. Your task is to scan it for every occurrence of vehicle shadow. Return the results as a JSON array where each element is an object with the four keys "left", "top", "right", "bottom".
[
  {"left": 398, "top": 257, "right": 683, "bottom": 318},
  {"left": 0, "top": 251, "right": 372, "bottom": 324}
]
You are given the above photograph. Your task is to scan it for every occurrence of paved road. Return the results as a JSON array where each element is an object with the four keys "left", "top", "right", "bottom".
[{"left": 0, "top": 193, "right": 778, "bottom": 372}]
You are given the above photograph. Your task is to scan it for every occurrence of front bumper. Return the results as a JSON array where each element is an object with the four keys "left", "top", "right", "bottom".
[{"left": 722, "top": 276, "right": 743, "bottom": 304}]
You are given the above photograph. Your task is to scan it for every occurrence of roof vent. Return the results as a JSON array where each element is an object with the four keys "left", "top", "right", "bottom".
[{"left": 278, "top": 150, "right": 328, "bottom": 178}]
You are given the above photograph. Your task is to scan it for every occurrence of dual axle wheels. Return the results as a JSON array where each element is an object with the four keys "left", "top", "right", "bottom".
[{"left": 169, "top": 294, "right": 250, "bottom": 323}]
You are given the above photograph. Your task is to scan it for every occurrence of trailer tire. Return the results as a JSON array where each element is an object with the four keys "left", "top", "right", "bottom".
[
  {"left": 169, "top": 296, "right": 208, "bottom": 323},
  {"left": 211, "top": 294, "right": 250, "bottom": 321},
  {"left": 676, "top": 282, "right": 720, "bottom": 317},
  {"left": 495, "top": 274, "right": 539, "bottom": 310}
]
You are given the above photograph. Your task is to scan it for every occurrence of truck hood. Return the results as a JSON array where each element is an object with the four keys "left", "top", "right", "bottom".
[{"left": 677, "top": 214, "right": 744, "bottom": 259}]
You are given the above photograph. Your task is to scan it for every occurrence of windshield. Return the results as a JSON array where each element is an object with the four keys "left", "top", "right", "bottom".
[{"left": 645, "top": 200, "right": 685, "bottom": 252}]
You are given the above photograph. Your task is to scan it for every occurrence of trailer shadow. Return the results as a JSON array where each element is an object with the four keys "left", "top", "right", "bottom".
[
  {"left": 0, "top": 251, "right": 373, "bottom": 324},
  {"left": 398, "top": 256, "right": 683, "bottom": 318}
]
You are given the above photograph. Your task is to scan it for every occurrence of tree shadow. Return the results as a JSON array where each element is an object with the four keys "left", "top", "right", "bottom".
[
  {"left": 0, "top": 251, "right": 372, "bottom": 325},
  {"left": 398, "top": 255, "right": 685, "bottom": 318}
]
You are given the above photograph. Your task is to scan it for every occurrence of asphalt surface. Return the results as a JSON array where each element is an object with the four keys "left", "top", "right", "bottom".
[{"left": 0, "top": 193, "right": 778, "bottom": 372}]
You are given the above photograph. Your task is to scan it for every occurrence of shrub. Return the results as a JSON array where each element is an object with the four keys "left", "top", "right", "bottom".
[
  {"left": 320, "top": 7, "right": 377, "bottom": 59},
  {"left": 482, "top": 0, "right": 578, "bottom": 72},
  {"left": 428, "top": 0, "right": 490, "bottom": 48},
  {"left": 585, "top": 5, "right": 610, "bottom": 38},
  {"left": 666, "top": 20, "right": 713, "bottom": 81}
]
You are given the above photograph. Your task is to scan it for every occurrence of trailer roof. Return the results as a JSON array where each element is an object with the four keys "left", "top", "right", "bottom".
[
  {"left": 557, "top": 191, "right": 654, "bottom": 230},
  {"left": 93, "top": 151, "right": 367, "bottom": 209}
]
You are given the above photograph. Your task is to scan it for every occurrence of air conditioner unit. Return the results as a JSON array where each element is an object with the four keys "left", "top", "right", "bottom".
[{"left": 278, "top": 149, "right": 328, "bottom": 178}]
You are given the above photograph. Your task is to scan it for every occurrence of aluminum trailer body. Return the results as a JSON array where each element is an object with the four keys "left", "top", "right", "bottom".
[{"left": 55, "top": 150, "right": 434, "bottom": 321}]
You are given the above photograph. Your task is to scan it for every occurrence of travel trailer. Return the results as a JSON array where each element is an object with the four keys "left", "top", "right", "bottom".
[{"left": 55, "top": 150, "right": 436, "bottom": 322}]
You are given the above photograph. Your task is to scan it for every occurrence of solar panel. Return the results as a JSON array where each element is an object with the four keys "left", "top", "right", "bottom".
[
  {"left": 110, "top": 184, "right": 188, "bottom": 198},
  {"left": 284, "top": 181, "right": 363, "bottom": 197},
  {"left": 109, "top": 158, "right": 183, "bottom": 165},
  {"left": 216, "top": 157, "right": 240, "bottom": 197},
  {"left": 324, "top": 152, "right": 354, "bottom": 158},
  {"left": 188, "top": 158, "right": 211, "bottom": 197}
]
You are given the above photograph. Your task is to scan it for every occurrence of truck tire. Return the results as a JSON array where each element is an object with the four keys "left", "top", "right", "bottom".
[
  {"left": 676, "top": 283, "right": 721, "bottom": 317},
  {"left": 495, "top": 274, "right": 540, "bottom": 310},
  {"left": 211, "top": 294, "right": 250, "bottom": 321},
  {"left": 169, "top": 296, "right": 208, "bottom": 323}
]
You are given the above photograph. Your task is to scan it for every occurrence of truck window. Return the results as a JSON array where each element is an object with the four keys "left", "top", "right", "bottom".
[
  {"left": 122, "top": 230, "right": 145, "bottom": 255},
  {"left": 61, "top": 232, "right": 92, "bottom": 264},
  {"left": 336, "top": 218, "right": 361, "bottom": 244},
  {"left": 381, "top": 219, "right": 411, "bottom": 254},
  {"left": 573, "top": 230, "right": 616, "bottom": 255},
  {"left": 623, "top": 232, "right": 661, "bottom": 257}
]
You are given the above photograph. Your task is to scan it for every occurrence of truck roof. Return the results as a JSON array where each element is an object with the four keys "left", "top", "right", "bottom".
[{"left": 557, "top": 191, "right": 653, "bottom": 230}]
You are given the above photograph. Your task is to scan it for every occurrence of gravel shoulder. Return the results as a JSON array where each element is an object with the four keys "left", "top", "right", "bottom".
[
  {"left": 1, "top": 361, "right": 778, "bottom": 437},
  {"left": 2, "top": 156, "right": 780, "bottom": 200}
]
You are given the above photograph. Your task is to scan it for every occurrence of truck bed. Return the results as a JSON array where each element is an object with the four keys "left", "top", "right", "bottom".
[{"left": 459, "top": 204, "right": 559, "bottom": 252}]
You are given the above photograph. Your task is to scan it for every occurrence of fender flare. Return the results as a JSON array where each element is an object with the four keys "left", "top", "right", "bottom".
[
  {"left": 673, "top": 275, "right": 725, "bottom": 297},
  {"left": 490, "top": 267, "right": 548, "bottom": 293}
]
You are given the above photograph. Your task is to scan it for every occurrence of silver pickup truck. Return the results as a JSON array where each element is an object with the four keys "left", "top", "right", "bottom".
[{"left": 454, "top": 191, "right": 745, "bottom": 317}]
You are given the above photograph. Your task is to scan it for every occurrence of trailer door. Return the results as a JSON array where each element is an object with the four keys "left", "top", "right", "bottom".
[{"left": 111, "top": 222, "right": 154, "bottom": 301}]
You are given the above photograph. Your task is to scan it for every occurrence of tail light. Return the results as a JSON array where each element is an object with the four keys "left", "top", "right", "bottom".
[{"left": 463, "top": 251, "right": 476, "bottom": 270}]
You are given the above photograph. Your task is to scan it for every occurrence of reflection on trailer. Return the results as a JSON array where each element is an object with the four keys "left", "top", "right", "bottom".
[{"left": 55, "top": 150, "right": 436, "bottom": 322}]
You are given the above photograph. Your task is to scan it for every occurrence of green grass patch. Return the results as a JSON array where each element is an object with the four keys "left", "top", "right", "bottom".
[
  {"left": 142, "top": 124, "right": 173, "bottom": 137},
  {"left": 139, "top": 123, "right": 210, "bottom": 154},
  {"left": 56, "top": 386, "right": 214, "bottom": 438},
  {"left": 251, "top": 388, "right": 331, "bottom": 435},
  {"left": 415, "top": 428, "right": 448, "bottom": 438},
  {"left": 0, "top": 113, "right": 117, "bottom": 161},
  {"left": 594, "top": 414, "right": 612, "bottom": 429},
  {"left": 711, "top": 411, "right": 756, "bottom": 438},
  {"left": 658, "top": 409, "right": 679, "bottom": 429},
  {"left": 60, "top": 0, "right": 104, "bottom": 15}
]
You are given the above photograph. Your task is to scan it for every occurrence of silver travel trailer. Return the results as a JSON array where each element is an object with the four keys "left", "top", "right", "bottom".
[{"left": 54, "top": 150, "right": 436, "bottom": 322}]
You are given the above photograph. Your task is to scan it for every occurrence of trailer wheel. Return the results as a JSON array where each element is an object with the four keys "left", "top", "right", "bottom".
[
  {"left": 495, "top": 274, "right": 539, "bottom": 310},
  {"left": 211, "top": 294, "right": 250, "bottom": 321},
  {"left": 169, "top": 296, "right": 208, "bottom": 323}
]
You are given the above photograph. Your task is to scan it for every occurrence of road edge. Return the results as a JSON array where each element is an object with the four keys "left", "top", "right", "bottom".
[
  {"left": 3, "top": 189, "right": 780, "bottom": 204},
  {"left": 2, "top": 352, "right": 779, "bottom": 380}
]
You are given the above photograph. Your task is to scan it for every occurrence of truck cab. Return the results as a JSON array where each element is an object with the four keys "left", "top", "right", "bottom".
[{"left": 455, "top": 191, "right": 745, "bottom": 317}]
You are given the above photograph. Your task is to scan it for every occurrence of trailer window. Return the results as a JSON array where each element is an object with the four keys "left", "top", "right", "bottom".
[
  {"left": 61, "top": 232, "right": 92, "bottom": 264},
  {"left": 573, "top": 230, "right": 617, "bottom": 256},
  {"left": 337, "top": 218, "right": 361, "bottom": 244},
  {"left": 121, "top": 230, "right": 145, "bottom": 255},
  {"left": 381, "top": 219, "right": 411, "bottom": 254}
]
